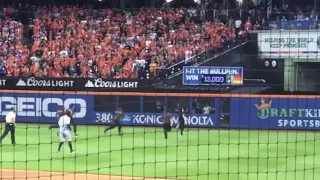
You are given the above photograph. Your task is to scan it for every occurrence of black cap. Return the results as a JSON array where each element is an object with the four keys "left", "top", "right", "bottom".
[{"left": 9, "top": 107, "right": 15, "bottom": 112}]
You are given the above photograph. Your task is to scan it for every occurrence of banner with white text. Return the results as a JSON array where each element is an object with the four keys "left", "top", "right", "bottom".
[
  {"left": 3, "top": 91, "right": 320, "bottom": 130},
  {"left": 0, "top": 92, "right": 217, "bottom": 127},
  {"left": 230, "top": 97, "right": 320, "bottom": 130},
  {"left": 0, "top": 92, "right": 92, "bottom": 123},
  {"left": 258, "top": 31, "right": 320, "bottom": 58},
  {"left": 0, "top": 77, "right": 152, "bottom": 92},
  {"left": 183, "top": 66, "right": 243, "bottom": 86}
]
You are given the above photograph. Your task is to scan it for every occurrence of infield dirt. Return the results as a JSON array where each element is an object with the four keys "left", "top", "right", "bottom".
[{"left": 0, "top": 169, "right": 172, "bottom": 180}]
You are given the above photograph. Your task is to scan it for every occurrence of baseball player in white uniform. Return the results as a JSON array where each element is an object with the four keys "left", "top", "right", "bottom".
[{"left": 50, "top": 110, "right": 75, "bottom": 154}]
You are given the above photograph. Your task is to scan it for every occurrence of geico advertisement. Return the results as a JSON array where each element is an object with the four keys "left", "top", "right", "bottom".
[
  {"left": 230, "top": 97, "right": 320, "bottom": 130},
  {"left": 0, "top": 93, "right": 92, "bottom": 123},
  {"left": 95, "top": 112, "right": 215, "bottom": 127},
  {"left": 1, "top": 92, "right": 216, "bottom": 127}
]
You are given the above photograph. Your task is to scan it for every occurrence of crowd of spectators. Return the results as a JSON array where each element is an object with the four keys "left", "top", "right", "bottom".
[
  {"left": 0, "top": 1, "right": 317, "bottom": 79},
  {"left": 0, "top": 5, "right": 239, "bottom": 79},
  {"left": 0, "top": 7, "right": 26, "bottom": 76}
]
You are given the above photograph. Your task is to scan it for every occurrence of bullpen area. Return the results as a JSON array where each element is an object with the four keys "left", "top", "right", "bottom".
[{"left": 0, "top": 124, "right": 319, "bottom": 180}]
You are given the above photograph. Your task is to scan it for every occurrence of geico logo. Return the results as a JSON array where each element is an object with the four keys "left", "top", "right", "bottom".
[{"left": 0, "top": 97, "right": 86, "bottom": 118}]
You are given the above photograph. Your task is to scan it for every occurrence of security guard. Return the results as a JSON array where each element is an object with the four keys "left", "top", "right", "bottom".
[{"left": 0, "top": 108, "right": 16, "bottom": 145}]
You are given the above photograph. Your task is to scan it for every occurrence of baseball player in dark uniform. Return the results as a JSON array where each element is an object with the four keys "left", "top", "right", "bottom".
[
  {"left": 0, "top": 108, "right": 16, "bottom": 145},
  {"left": 176, "top": 109, "right": 185, "bottom": 137},
  {"left": 49, "top": 107, "right": 66, "bottom": 133},
  {"left": 177, "top": 112, "right": 185, "bottom": 137},
  {"left": 163, "top": 112, "right": 172, "bottom": 139},
  {"left": 67, "top": 106, "right": 78, "bottom": 137},
  {"left": 104, "top": 107, "right": 124, "bottom": 136}
]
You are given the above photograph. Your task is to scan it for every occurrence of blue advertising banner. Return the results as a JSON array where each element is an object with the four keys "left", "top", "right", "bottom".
[
  {"left": 0, "top": 92, "right": 93, "bottom": 124},
  {"left": 182, "top": 66, "right": 243, "bottom": 86},
  {"left": 4, "top": 91, "right": 320, "bottom": 130},
  {"left": 230, "top": 97, "right": 320, "bottom": 130},
  {"left": 268, "top": 20, "right": 319, "bottom": 30},
  {"left": 0, "top": 92, "right": 217, "bottom": 127},
  {"left": 94, "top": 112, "right": 216, "bottom": 127}
]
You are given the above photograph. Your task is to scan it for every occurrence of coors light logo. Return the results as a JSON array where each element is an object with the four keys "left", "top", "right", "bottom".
[
  {"left": 85, "top": 79, "right": 138, "bottom": 88},
  {"left": 16, "top": 77, "right": 74, "bottom": 87}
]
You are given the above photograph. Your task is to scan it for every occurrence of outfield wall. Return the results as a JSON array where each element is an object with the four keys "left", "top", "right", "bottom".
[
  {"left": 230, "top": 97, "right": 320, "bottom": 130},
  {"left": 0, "top": 91, "right": 319, "bottom": 130}
]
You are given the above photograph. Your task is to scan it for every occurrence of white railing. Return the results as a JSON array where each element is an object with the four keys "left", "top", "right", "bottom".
[
  {"left": 166, "top": 50, "right": 208, "bottom": 70},
  {"left": 167, "top": 42, "right": 247, "bottom": 79}
]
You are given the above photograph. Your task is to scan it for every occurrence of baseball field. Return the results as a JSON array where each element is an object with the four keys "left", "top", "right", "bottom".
[{"left": 0, "top": 124, "right": 320, "bottom": 180}]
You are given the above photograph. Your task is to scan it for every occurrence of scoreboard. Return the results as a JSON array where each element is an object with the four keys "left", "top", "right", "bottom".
[{"left": 182, "top": 66, "right": 243, "bottom": 86}]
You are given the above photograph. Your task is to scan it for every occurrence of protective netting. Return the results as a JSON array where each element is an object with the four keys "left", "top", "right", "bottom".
[
  {"left": 0, "top": 92, "right": 318, "bottom": 180},
  {"left": 0, "top": 0, "right": 320, "bottom": 180}
]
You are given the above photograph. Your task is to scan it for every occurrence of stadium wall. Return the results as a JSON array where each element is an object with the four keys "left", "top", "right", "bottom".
[{"left": 1, "top": 88, "right": 320, "bottom": 130}]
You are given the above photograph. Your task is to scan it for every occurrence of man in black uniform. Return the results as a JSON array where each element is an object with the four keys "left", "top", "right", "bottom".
[
  {"left": 163, "top": 112, "right": 171, "bottom": 139},
  {"left": 67, "top": 106, "right": 78, "bottom": 137},
  {"left": 177, "top": 109, "right": 185, "bottom": 137},
  {"left": 0, "top": 108, "right": 16, "bottom": 145},
  {"left": 104, "top": 107, "right": 124, "bottom": 136}
]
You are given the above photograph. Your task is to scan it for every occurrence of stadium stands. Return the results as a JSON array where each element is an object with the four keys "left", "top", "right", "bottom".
[
  {"left": 0, "top": 7, "right": 25, "bottom": 77},
  {"left": 1, "top": 6, "right": 238, "bottom": 79},
  {"left": 1, "top": 2, "right": 318, "bottom": 79}
]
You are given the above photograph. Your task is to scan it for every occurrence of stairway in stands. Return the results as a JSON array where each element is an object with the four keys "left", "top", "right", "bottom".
[{"left": 153, "top": 41, "right": 250, "bottom": 91}]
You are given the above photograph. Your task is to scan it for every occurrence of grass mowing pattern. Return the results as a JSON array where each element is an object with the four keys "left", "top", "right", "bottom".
[{"left": 0, "top": 124, "right": 319, "bottom": 180}]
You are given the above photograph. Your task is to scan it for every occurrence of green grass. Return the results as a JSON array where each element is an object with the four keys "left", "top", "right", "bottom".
[{"left": 0, "top": 124, "right": 320, "bottom": 180}]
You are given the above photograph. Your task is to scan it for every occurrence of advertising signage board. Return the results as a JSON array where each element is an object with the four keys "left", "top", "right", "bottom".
[
  {"left": 258, "top": 31, "right": 320, "bottom": 58},
  {"left": 0, "top": 77, "right": 145, "bottom": 91},
  {"left": 0, "top": 91, "right": 217, "bottom": 127},
  {"left": 0, "top": 77, "right": 242, "bottom": 93},
  {"left": 2, "top": 90, "right": 320, "bottom": 130},
  {"left": 182, "top": 66, "right": 243, "bottom": 86},
  {"left": 230, "top": 97, "right": 320, "bottom": 130}
]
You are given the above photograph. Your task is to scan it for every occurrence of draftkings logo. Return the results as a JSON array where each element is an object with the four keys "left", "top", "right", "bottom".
[
  {"left": 253, "top": 98, "right": 320, "bottom": 128},
  {"left": 254, "top": 98, "right": 273, "bottom": 119},
  {"left": 255, "top": 98, "right": 272, "bottom": 110},
  {"left": 254, "top": 98, "right": 320, "bottom": 120}
]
